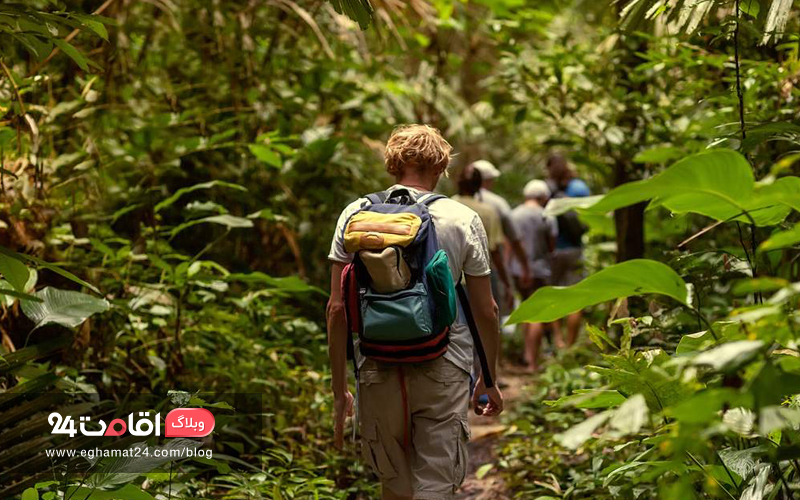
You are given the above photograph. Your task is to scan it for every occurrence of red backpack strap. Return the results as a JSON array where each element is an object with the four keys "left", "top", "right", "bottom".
[{"left": 341, "top": 263, "right": 361, "bottom": 376}]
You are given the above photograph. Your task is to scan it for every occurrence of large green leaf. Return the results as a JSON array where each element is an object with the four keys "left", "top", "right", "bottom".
[
  {"left": 667, "top": 389, "right": 751, "bottom": 424},
  {"left": 21, "top": 287, "right": 110, "bottom": 329},
  {"left": 593, "top": 149, "right": 753, "bottom": 214},
  {"left": 690, "top": 340, "right": 764, "bottom": 373},
  {"left": 0, "top": 245, "right": 100, "bottom": 294},
  {"left": 507, "top": 259, "right": 687, "bottom": 324},
  {"left": 0, "top": 253, "right": 29, "bottom": 292},
  {"left": 544, "top": 150, "right": 798, "bottom": 226},
  {"left": 675, "top": 330, "right": 715, "bottom": 354},
  {"left": 759, "top": 222, "right": 800, "bottom": 252}
]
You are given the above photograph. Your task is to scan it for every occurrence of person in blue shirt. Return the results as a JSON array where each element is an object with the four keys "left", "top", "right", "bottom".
[{"left": 545, "top": 154, "right": 591, "bottom": 348}]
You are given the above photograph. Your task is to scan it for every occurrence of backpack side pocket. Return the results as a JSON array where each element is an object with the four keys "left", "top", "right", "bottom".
[{"left": 424, "top": 250, "right": 458, "bottom": 333}]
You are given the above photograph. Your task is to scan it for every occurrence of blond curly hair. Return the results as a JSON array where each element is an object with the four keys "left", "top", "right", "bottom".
[{"left": 384, "top": 124, "right": 452, "bottom": 178}]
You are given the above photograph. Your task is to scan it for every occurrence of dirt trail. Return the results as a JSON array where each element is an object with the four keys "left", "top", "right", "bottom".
[{"left": 456, "top": 367, "right": 530, "bottom": 500}]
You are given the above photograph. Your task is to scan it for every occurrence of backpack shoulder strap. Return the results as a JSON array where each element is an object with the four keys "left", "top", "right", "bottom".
[
  {"left": 418, "top": 193, "right": 447, "bottom": 206},
  {"left": 365, "top": 190, "right": 390, "bottom": 205},
  {"left": 455, "top": 283, "right": 495, "bottom": 389}
]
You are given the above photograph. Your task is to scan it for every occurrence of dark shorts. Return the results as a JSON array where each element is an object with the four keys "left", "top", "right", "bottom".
[{"left": 551, "top": 248, "right": 585, "bottom": 286}]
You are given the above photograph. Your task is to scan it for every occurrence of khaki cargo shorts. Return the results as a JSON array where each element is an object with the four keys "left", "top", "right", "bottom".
[{"left": 358, "top": 356, "right": 470, "bottom": 500}]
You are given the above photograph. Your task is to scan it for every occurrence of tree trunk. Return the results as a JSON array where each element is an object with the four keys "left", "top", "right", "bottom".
[
  {"left": 613, "top": 21, "right": 647, "bottom": 263},
  {"left": 613, "top": 157, "right": 645, "bottom": 262},
  {"left": 614, "top": 200, "right": 646, "bottom": 262}
]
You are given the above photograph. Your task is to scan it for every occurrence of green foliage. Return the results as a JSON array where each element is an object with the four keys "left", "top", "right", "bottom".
[
  {"left": 20, "top": 286, "right": 110, "bottom": 329},
  {"left": 508, "top": 259, "right": 688, "bottom": 324},
  {"left": 547, "top": 149, "right": 799, "bottom": 226},
  {"left": 1, "top": 0, "right": 799, "bottom": 498},
  {"left": 759, "top": 222, "right": 800, "bottom": 251},
  {"left": 327, "top": 0, "right": 374, "bottom": 29}
]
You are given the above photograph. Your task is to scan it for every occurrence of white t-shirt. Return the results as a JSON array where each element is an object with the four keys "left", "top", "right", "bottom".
[{"left": 328, "top": 184, "right": 492, "bottom": 373}]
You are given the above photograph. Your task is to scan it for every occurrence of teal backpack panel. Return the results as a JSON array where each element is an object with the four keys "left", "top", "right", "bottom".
[
  {"left": 425, "top": 249, "right": 458, "bottom": 333},
  {"left": 360, "top": 282, "right": 433, "bottom": 341}
]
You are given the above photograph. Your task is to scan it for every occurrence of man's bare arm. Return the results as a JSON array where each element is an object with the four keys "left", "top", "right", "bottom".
[
  {"left": 327, "top": 262, "right": 348, "bottom": 397},
  {"left": 464, "top": 273, "right": 500, "bottom": 383},
  {"left": 327, "top": 262, "right": 354, "bottom": 447}
]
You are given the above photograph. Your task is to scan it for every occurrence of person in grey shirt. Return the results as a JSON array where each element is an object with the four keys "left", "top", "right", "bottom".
[
  {"left": 510, "top": 179, "right": 557, "bottom": 372},
  {"left": 470, "top": 160, "right": 531, "bottom": 315}
]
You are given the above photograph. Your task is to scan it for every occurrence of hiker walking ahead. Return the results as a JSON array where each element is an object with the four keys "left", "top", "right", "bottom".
[
  {"left": 327, "top": 124, "right": 503, "bottom": 500},
  {"left": 545, "top": 153, "right": 591, "bottom": 347},
  {"left": 470, "top": 160, "right": 531, "bottom": 317},
  {"left": 452, "top": 164, "right": 513, "bottom": 313},
  {"left": 510, "top": 180, "right": 557, "bottom": 372}
]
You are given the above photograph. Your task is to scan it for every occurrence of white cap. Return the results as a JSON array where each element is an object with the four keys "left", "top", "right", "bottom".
[
  {"left": 470, "top": 160, "right": 501, "bottom": 180},
  {"left": 523, "top": 179, "right": 550, "bottom": 200}
]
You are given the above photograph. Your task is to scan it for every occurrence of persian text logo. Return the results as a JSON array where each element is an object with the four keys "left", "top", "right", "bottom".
[
  {"left": 165, "top": 408, "right": 215, "bottom": 437},
  {"left": 48, "top": 408, "right": 214, "bottom": 438}
]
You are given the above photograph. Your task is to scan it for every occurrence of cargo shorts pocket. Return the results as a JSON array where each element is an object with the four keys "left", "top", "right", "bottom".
[
  {"left": 453, "top": 417, "right": 470, "bottom": 489},
  {"left": 361, "top": 421, "right": 398, "bottom": 480},
  {"left": 359, "top": 365, "right": 390, "bottom": 386},
  {"left": 422, "top": 358, "right": 467, "bottom": 386}
]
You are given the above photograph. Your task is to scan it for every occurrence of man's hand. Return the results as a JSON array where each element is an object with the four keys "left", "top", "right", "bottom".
[
  {"left": 333, "top": 390, "right": 354, "bottom": 449},
  {"left": 472, "top": 376, "right": 503, "bottom": 417}
]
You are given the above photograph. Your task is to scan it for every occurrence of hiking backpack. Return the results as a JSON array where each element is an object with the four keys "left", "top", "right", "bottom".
[
  {"left": 340, "top": 188, "right": 494, "bottom": 388},
  {"left": 546, "top": 180, "right": 588, "bottom": 247}
]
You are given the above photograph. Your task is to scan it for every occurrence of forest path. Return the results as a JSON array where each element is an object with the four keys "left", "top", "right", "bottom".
[{"left": 456, "top": 366, "right": 530, "bottom": 500}]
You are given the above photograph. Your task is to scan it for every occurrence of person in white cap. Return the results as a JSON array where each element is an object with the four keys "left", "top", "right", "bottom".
[
  {"left": 510, "top": 179, "right": 558, "bottom": 372},
  {"left": 470, "top": 160, "right": 531, "bottom": 315}
]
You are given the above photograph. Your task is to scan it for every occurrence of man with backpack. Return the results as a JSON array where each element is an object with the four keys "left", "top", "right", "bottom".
[
  {"left": 545, "top": 153, "right": 591, "bottom": 347},
  {"left": 326, "top": 124, "right": 503, "bottom": 500}
]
